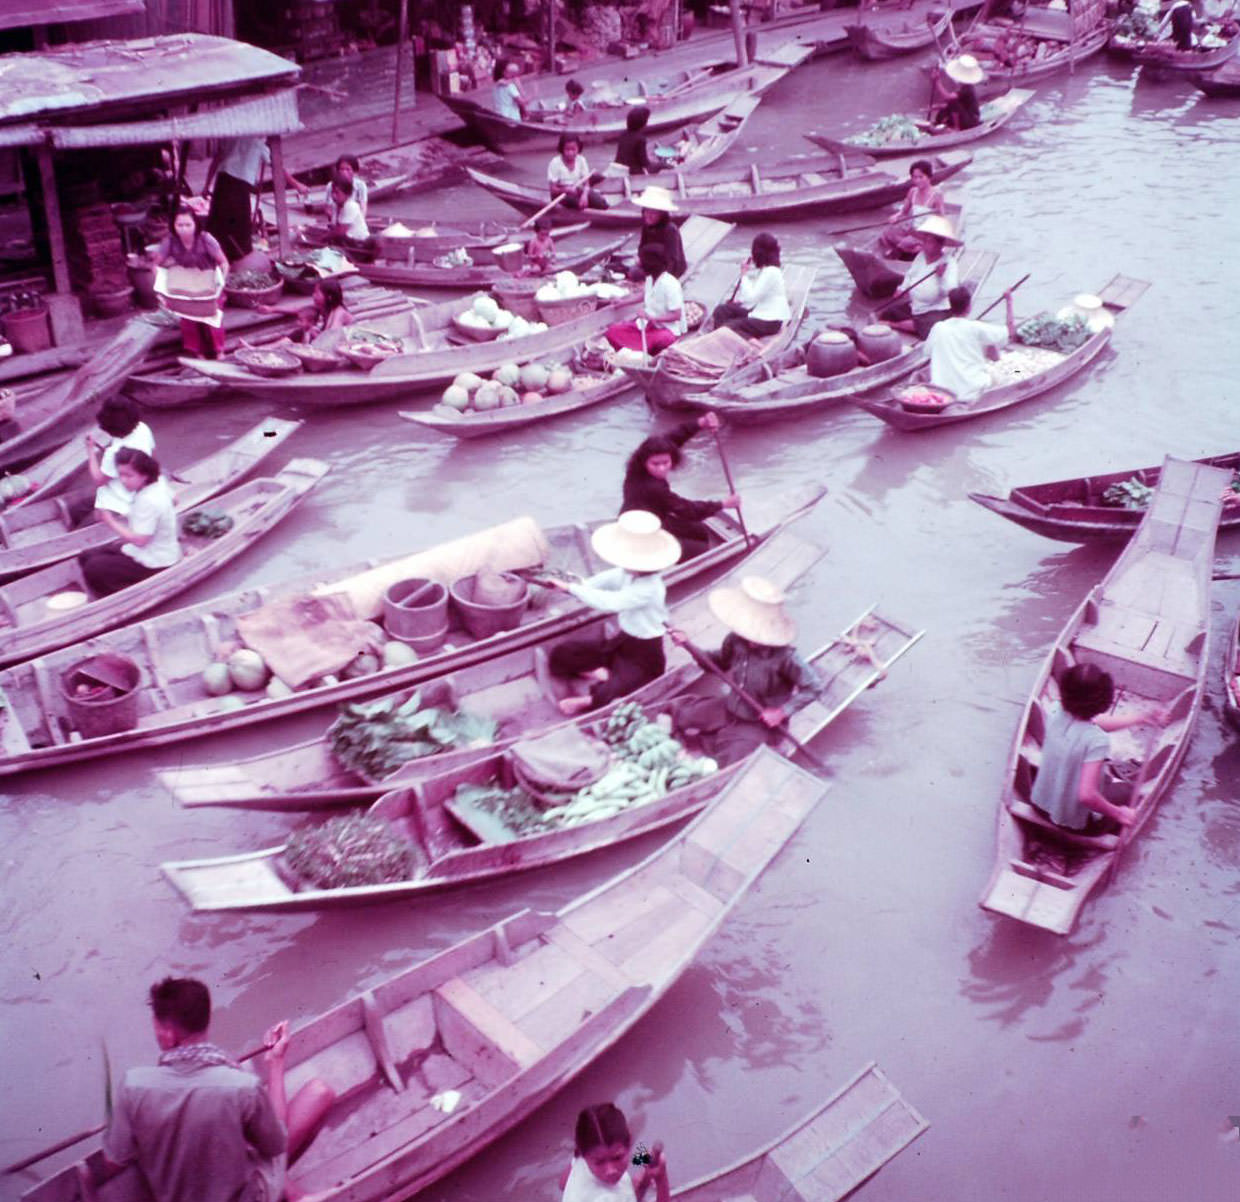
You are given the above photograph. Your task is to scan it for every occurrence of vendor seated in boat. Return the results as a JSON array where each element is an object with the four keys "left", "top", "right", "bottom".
[
  {"left": 606, "top": 244, "right": 685, "bottom": 357},
  {"left": 668, "top": 576, "right": 820, "bottom": 766},
  {"left": 930, "top": 54, "right": 985, "bottom": 128},
  {"left": 493, "top": 59, "right": 528, "bottom": 120},
  {"left": 925, "top": 284, "right": 1018, "bottom": 401},
  {"left": 564, "top": 78, "right": 588, "bottom": 116},
  {"left": 1030, "top": 663, "right": 1168, "bottom": 832},
  {"left": 620, "top": 413, "right": 740, "bottom": 561},
  {"left": 711, "top": 233, "right": 791, "bottom": 339},
  {"left": 79, "top": 449, "right": 181, "bottom": 597},
  {"left": 321, "top": 154, "right": 368, "bottom": 217},
  {"left": 66, "top": 397, "right": 156, "bottom": 527},
  {"left": 634, "top": 185, "right": 687, "bottom": 279},
  {"left": 878, "top": 159, "right": 948, "bottom": 259},
  {"left": 327, "top": 174, "right": 369, "bottom": 245},
  {"left": 258, "top": 278, "right": 355, "bottom": 342},
  {"left": 615, "top": 105, "right": 656, "bottom": 176},
  {"left": 543, "top": 511, "right": 679, "bottom": 716},
  {"left": 523, "top": 216, "right": 557, "bottom": 275},
  {"left": 878, "top": 215, "right": 961, "bottom": 338},
  {"left": 547, "top": 133, "right": 609, "bottom": 211}
]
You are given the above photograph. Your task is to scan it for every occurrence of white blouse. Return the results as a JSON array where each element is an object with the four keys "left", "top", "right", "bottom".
[
  {"left": 737, "top": 265, "right": 790, "bottom": 322},
  {"left": 645, "top": 271, "right": 686, "bottom": 335},
  {"left": 567, "top": 567, "right": 669, "bottom": 640}
]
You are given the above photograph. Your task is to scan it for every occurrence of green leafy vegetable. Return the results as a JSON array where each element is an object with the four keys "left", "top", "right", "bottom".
[
  {"left": 182, "top": 510, "right": 235, "bottom": 539},
  {"left": 284, "top": 814, "right": 417, "bottom": 888},
  {"left": 1015, "top": 312, "right": 1091, "bottom": 353},
  {"left": 1101, "top": 477, "right": 1154, "bottom": 509}
]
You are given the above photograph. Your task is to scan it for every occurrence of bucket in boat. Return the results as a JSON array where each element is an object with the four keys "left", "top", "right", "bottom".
[
  {"left": 382, "top": 577, "right": 449, "bottom": 653},
  {"left": 858, "top": 323, "right": 901, "bottom": 363},
  {"left": 450, "top": 571, "right": 530, "bottom": 640},
  {"left": 60, "top": 653, "right": 142, "bottom": 738},
  {"left": 806, "top": 330, "right": 858, "bottom": 379}
]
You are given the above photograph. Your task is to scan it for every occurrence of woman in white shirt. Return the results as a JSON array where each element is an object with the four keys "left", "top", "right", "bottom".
[
  {"left": 328, "top": 175, "right": 370, "bottom": 242},
  {"left": 80, "top": 449, "right": 182, "bottom": 596},
  {"left": 710, "top": 232, "right": 791, "bottom": 338},
  {"left": 66, "top": 397, "right": 155, "bottom": 526},
  {"left": 605, "top": 244, "right": 684, "bottom": 355},
  {"left": 547, "top": 133, "right": 608, "bottom": 210},
  {"left": 493, "top": 59, "right": 527, "bottom": 121},
  {"left": 544, "top": 511, "right": 680, "bottom": 716},
  {"left": 321, "top": 154, "right": 368, "bottom": 217}
]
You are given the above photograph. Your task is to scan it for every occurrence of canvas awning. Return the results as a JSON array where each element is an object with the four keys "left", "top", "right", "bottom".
[{"left": 0, "top": 0, "right": 144, "bottom": 32}]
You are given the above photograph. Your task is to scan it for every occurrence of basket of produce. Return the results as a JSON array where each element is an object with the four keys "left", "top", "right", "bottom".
[
  {"left": 896, "top": 383, "right": 955, "bottom": 413},
  {"left": 280, "top": 813, "right": 420, "bottom": 891},
  {"left": 491, "top": 277, "right": 541, "bottom": 320},
  {"left": 233, "top": 346, "right": 303, "bottom": 378},
  {"left": 283, "top": 342, "right": 346, "bottom": 373},
  {"left": 224, "top": 269, "right": 283, "bottom": 308},
  {"left": 274, "top": 259, "right": 323, "bottom": 295},
  {"left": 509, "top": 724, "right": 612, "bottom": 810},
  {"left": 156, "top": 265, "right": 222, "bottom": 318},
  {"left": 340, "top": 340, "right": 398, "bottom": 370},
  {"left": 536, "top": 292, "right": 598, "bottom": 326},
  {"left": 451, "top": 312, "right": 504, "bottom": 342}
]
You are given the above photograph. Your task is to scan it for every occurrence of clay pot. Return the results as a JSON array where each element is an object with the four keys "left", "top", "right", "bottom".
[{"left": 805, "top": 330, "right": 858, "bottom": 379}]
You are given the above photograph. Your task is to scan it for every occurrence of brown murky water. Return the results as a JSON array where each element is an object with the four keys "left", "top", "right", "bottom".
[{"left": 3, "top": 49, "right": 1239, "bottom": 1202}]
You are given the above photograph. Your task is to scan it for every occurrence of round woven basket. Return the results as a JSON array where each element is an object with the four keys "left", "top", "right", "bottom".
[
  {"left": 234, "top": 347, "right": 302, "bottom": 378},
  {"left": 536, "top": 293, "right": 598, "bottom": 327},
  {"left": 340, "top": 344, "right": 397, "bottom": 371},
  {"left": 451, "top": 315, "right": 503, "bottom": 342},
  {"left": 224, "top": 278, "right": 283, "bottom": 309},
  {"left": 284, "top": 343, "right": 346, "bottom": 373},
  {"left": 492, "top": 278, "right": 541, "bottom": 320}
]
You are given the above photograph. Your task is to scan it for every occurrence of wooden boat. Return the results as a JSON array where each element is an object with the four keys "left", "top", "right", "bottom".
[
  {"left": 846, "top": 7, "right": 956, "bottom": 59},
  {"left": 466, "top": 151, "right": 973, "bottom": 228},
  {"left": 0, "top": 418, "right": 301, "bottom": 579},
  {"left": 359, "top": 234, "right": 629, "bottom": 292},
  {"left": 847, "top": 274, "right": 1148, "bottom": 433},
  {"left": 1131, "top": 19, "right": 1240, "bottom": 70},
  {"left": 970, "top": 451, "right": 1240, "bottom": 543},
  {"left": 620, "top": 265, "right": 818, "bottom": 412},
  {"left": 663, "top": 91, "right": 763, "bottom": 172},
  {"left": 0, "top": 486, "right": 823, "bottom": 779},
  {"left": 693, "top": 250, "right": 998, "bottom": 426},
  {"left": 161, "top": 605, "right": 920, "bottom": 912},
  {"left": 1195, "top": 54, "right": 1240, "bottom": 94},
  {"left": 833, "top": 201, "right": 967, "bottom": 300},
  {"left": 439, "top": 41, "right": 813, "bottom": 152},
  {"left": 1224, "top": 606, "right": 1240, "bottom": 733},
  {"left": 7, "top": 431, "right": 99, "bottom": 511},
  {"left": 25, "top": 748, "right": 824, "bottom": 1202},
  {"left": 979, "top": 457, "right": 1228, "bottom": 935},
  {"left": 399, "top": 370, "right": 636, "bottom": 441},
  {"left": 809, "top": 88, "right": 1034, "bottom": 159},
  {"left": 180, "top": 217, "right": 730, "bottom": 407},
  {"left": 0, "top": 459, "right": 327, "bottom": 668},
  {"left": 301, "top": 216, "right": 590, "bottom": 257}
]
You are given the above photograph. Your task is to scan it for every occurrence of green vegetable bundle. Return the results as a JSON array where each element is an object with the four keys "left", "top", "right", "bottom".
[
  {"left": 1101, "top": 477, "right": 1154, "bottom": 510},
  {"left": 853, "top": 114, "right": 921, "bottom": 147},
  {"left": 226, "top": 268, "right": 279, "bottom": 290},
  {"left": 284, "top": 813, "right": 417, "bottom": 888},
  {"left": 1015, "top": 312, "right": 1091, "bottom": 354},
  {"left": 181, "top": 510, "right": 235, "bottom": 539}
]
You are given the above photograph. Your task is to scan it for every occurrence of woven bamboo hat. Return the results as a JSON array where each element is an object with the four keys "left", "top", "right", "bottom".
[
  {"left": 944, "top": 54, "right": 985, "bottom": 84},
  {"left": 915, "top": 214, "right": 963, "bottom": 246},
  {"left": 708, "top": 576, "right": 797, "bottom": 647},
  {"left": 591, "top": 510, "right": 680, "bottom": 572},
  {"left": 632, "top": 185, "right": 678, "bottom": 213}
]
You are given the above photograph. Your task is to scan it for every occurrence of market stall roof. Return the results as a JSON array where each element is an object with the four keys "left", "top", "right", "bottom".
[
  {"left": 0, "top": 0, "right": 144, "bottom": 31},
  {"left": 0, "top": 33, "right": 300, "bottom": 128}
]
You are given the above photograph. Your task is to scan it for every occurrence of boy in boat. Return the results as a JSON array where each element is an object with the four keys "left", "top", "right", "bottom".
[
  {"left": 924, "top": 284, "right": 1018, "bottom": 401},
  {"left": 669, "top": 576, "right": 820, "bottom": 765},
  {"left": 98, "top": 977, "right": 333, "bottom": 1202}
]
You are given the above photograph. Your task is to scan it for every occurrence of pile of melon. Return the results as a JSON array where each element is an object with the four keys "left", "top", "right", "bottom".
[
  {"left": 438, "top": 362, "right": 574, "bottom": 416},
  {"left": 454, "top": 294, "right": 549, "bottom": 341}
]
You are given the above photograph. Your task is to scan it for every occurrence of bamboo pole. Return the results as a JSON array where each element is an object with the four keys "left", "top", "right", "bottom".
[{"left": 392, "top": 0, "right": 409, "bottom": 144}]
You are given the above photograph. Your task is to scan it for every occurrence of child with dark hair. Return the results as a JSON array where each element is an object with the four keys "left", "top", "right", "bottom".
[
  {"left": 560, "top": 1102, "right": 670, "bottom": 1202},
  {"left": 524, "top": 215, "right": 557, "bottom": 275},
  {"left": 615, "top": 105, "right": 655, "bottom": 175},
  {"left": 565, "top": 77, "right": 587, "bottom": 115},
  {"left": 72, "top": 397, "right": 155, "bottom": 525},
  {"left": 323, "top": 153, "right": 368, "bottom": 215}
]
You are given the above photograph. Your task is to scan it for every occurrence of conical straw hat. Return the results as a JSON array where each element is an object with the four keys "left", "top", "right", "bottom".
[
  {"left": 590, "top": 510, "right": 680, "bottom": 572},
  {"left": 915, "top": 214, "right": 962, "bottom": 246},
  {"left": 708, "top": 576, "right": 797, "bottom": 647},
  {"left": 632, "top": 185, "right": 678, "bottom": 213},
  {"left": 945, "top": 54, "right": 985, "bottom": 84}
]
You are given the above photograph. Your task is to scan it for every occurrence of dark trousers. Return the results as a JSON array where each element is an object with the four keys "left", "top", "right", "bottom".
[
  {"left": 548, "top": 631, "right": 666, "bottom": 708},
  {"left": 206, "top": 171, "right": 254, "bottom": 260},
  {"left": 672, "top": 694, "right": 774, "bottom": 766},
  {"left": 561, "top": 189, "right": 609, "bottom": 211},
  {"left": 877, "top": 299, "right": 951, "bottom": 339},
  {"left": 80, "top": 548, "right": 158, "bottom": 597},
  {"left": 711, "top": 302, "right": 782, "bottom": 339}
]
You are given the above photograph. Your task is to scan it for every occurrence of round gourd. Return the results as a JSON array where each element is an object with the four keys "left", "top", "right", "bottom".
[
  {"left": 342, "top": 651, "right": 381, "bottom": 680},
  {"left": 382, "top": 641, "right": 418, "bottom": 667},
  {"left": 452, "top": 372, "right": 484, "bottom": 393},
  {"left": 507, "top": 316, "right": 530, "bottom": 339},
  {"left": 473, "top": 382, "right": 501, "bottom": 412},
  {"left": 546, "top": 369, "right": 572, "bottom": 395},
  {"left": 493, "top": 362, "right": 521, "bottom": 387},
  {"left": 472, "top": 295, "right": 500, "bottom": 324},
  {"left": 442, "top": 384, "right": 470, "bottom": 411},
  {"left": 554, "top": 270, "right": 579, "bottom": 296},
  {"left": 496, "top": 385, "right": 520, "bottom": 408},
  {"left": 265, "top": 677, "right": 293, "bottom": 700},
  {"left": 535, "top": 283, "right": 559, "bottom": 303},
  {"left": 492, "top": 309, "right": 514, "bottom": 330},
  {"left": 217, "top": 695, "right": 247, "bottom": 712},
  {"left": 227, "top": 648, "right": 269, "bottom": 691},
  {"left": 521, "top": 391, "right": 544, "bottom": 405},
  {"left": 202, "top": 662, "right": 232, "bottom": 696},
  {"left": 519, "top": 362, "right": 549, "bottom": 391},
  {"left": 457, "top": 310, "right": 490, "bottom": 330}
]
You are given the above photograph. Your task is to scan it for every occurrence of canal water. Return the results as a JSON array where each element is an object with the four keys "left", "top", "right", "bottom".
[{"left": 3, "top": 48, "right": 1238, "bottom": 1202}]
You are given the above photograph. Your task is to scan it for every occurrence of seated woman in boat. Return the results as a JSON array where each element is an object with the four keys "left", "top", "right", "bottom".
[
  {"left": 930, "top": 55, "right": 985, "bottom": 129},
  {"left": 153, "top": 204, "right": 230, "bottom": 359},
  {"left": 523, "top": 216, "right": 557, "bottom": 275},
  {"left": 493, "top": 59, "right": 528, "bottom": 121},
  {"left": 634, "top": 186, "right": 686, "bottom": 279},
  {"left": 547, "top": 133, "right": 609, "bottom": 211},
  {"left": 560, "top": 1102, "right": 670, "bottom": 1202},
  {"left": 878, "top": 215, "right": 961, "bottom": 338},
  {"left": 620, "top": 413, "right": 739, "bottom": 561},
  {"left": 543, "top": 511, "right": 680, "bottom": 716},
  {"left": 615, "top": 106, "right": 656, "bottom": 176},
  {"left": 877, "top": 159, "right": 947, "bottom": 259},
  {"left": 563, "top": 78, "right": 587, "bottom": 116},
  {"left": 79, "top": 448, "right": 182, "bottom": 597},
  {"left": 1030, "top": 663, "right": 1168, "bottom": 832},
  {"left": 710, "top": 233, "right": 791, "bottom": 339},
  {"left": 320, "top": 154, "right": 368, "bottom": 217},
  {"left": 258, "top": 278, "right": 354, "bottom": 342},
  {"left": 925, "top": 285, "right": 1018, "bottom": 401},
  {"left": 70, "top": 397, "right": 156, "bottom": 527},
  {"left": 327, "top": 174, "right": 370, "bottom": 245},
  {"left": 606, "top": 245, "right": 685, "bottom": 357},
  {"left": 669, "top": 576, "right": 821, "bottom": 766}
]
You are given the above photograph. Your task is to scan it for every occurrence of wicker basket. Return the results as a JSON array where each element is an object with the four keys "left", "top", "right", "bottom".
[
  {"left": 536, "top": 293, "right": 599, "bottom": 327},
  {"left": 157, "top": 266, "right": 221, "bottom": 319},
  {"left": 224, "top": 278, "right": 283, "bottom": 309},
  {"left": 451, "top": 314, "right": 503, "bottom": 343},
  {"left": 340, "top": 343, "right": 397, "bottom": 371},
  {"left": 492, "top": 278, "right": 541, "bottom": 320},
  {"left": 896, "top": 383, "right": 955, "bottom": 413},
  {"left": 234, "top": 347, "right": 302, "bottom": 378},
  {"left": 284, "top": 343, "right": 346, "bottom": 373}
]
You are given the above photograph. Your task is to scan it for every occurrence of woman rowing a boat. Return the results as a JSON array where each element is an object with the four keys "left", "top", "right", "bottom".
[
  {"left": 547, "top": 133, "right": 609, "bottom": 210},
  {"left": 620, "top": 413, "right": 739, "bottom": 561},
  {"left": 929, "top": 55, "right": 985, "bottom": 131},
  {"left": 615, "top": 105, "right": 656, "bottom": 176},
  {"left": 543, "top": 511, "right": 679, "bottom": 716},
  {"left": 153, "top": 204, "right": 230, "bottom": 358},
  {"left": 711, "top": 233, "right": 791, "bottom": 339},
  {"left": 79, "top": 448, "right": 181, "bottom": 596},
  {"left": 878, "top": 215, "right": 961, "bottom": 338},
  {"left": 878, "top": 159, "right": 947, "bottom": 259},
  {"left": 634, "top": 186, "right": 687, "bottom": 278}
]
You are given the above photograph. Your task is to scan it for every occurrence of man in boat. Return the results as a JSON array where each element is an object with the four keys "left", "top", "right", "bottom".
[
  {"left": 878, "top": 215, "right": 962, "bottom": 339},
  {"left": 668, "top": 576, "right": 820, "bottom": 765},
  {"left": 929, "top": 55, "right": 985, "bottom": 130},
  {"left": 924, "top": 284, "right": 1018, "bottom": 402},
  {"left": 98, "top": 977, "right": 333, "bottom": 1202}
]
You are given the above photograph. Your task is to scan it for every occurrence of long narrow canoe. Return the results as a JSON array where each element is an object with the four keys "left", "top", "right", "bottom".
[
  {"left": 161, "top": 606, "right": 920, "bottom": 912},
  {"left": 0, "top": 418, "right": 301, "bottom": 578},
  {"left": 948, "top": 18, "right": 1113, "bottom": 96},
  {"left": 1194, "top": 55, "right": 1240, "bottom": 94},
  {"left": 833, "top": 201, "right": 967, "bottom": 301},
  {"left": 846, "top": 7, "right": 956, "bottom": 59},
  {"left": 0, "top": 459, "right": 327, "bottom": 668},
  {"left": 672, "top": 1064, "right": 929, "bottom": 1202},
  {"left": 622, "top": 265, "right": 818, "bottom": 412},
  {"left": 181, "top": 217, "right": 731, "bottom": 407},
  {"left": 847, "top": 274, "right": 1148, "bottom": 432},
  {"left": 466, "top": 151, "right": 973, "bottom": 228},
  {"left": 25, "top": 747, "right": 824, "bottom": 1202},
  {"left": 157, "top": 528, "right": 838, "bottom": 811},
  {"left": 979, "top": 457, "right": 1227, "bottom": 935},
  {"left": 970, "top": 451, "right": 1240, "bottom": 543},
  {"left": 689, "top": 250, "right": 997, "bottom": 425},
  {"left": 440, "top": 42, "right": 813, "bottom": 151},
  {"left": 667, "top": 91, "right": 764, "bottom": 172},
  {"left": 0, "top": 485, "right": 824, "bottom": 778},
  {"left": 808, "top": 88, "right": 1034, "bottom": 159},
  {"left": 1132, "top": 26, "right": 1240, "bottom": 70}
]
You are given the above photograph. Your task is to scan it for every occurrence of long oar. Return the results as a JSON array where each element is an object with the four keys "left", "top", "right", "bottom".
[
  {"left": 671, "top": 629, "right": 830, "bottom": 774},
  {"left": 826, "top": 214, "right": 905, "bottom": 238},
  {"left": 975, "top": 273, "right": 1031, "bottom": 320},
  {"left": 709, "top": 424, "right": 751, "bottom": 546},
  {"left": 519, "top": 191, "right": 568, "bottom": 230},
  {"left": 869, "top": 264, "right": 940, "bottom": 313},
  {"left": 3, "top": 1039, "right": 273, "bottom": 1176}
]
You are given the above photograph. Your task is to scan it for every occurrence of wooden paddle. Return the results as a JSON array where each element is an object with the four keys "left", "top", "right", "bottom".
[
  {"left": 3, "top": 1039, "right": 274, "bottom": 1176},
  {"left": 668, "top": 628, "right": 830, "bottom": 774},
  {"left": 869, "top": 264, "right": 941, "bottom": 313},
  {"left": 709, "top": 424, "right": 751, "bottom": 546},
  {"left": 975, "top": 273, "right": 1031, "bottom": 319},
  {"left": 520, "top": 191, "right": 568, "bottom": 230}
]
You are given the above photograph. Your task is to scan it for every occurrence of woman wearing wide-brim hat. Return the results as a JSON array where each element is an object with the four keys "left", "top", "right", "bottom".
[
  {"left": 930, "top": 54, "right": 985, "bottom": 131},
  {"left": 877, "top": 214, "right": 962, "bottom": 340},
  {"left": 633, "top": 184, "right": 687, "bottom": 279},
  {"left": 544, "top": 511, "right": 680, "bottom": 716},
  {"left": 668, "top": 576, "right": 820, "bottom": 765}
]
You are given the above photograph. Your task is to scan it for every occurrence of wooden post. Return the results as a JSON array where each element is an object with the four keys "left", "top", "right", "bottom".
[
  {"left": 267, "top": 135, "right": 291, "bottom": 259},
  {"left": 35, "top": 141, "right": 71, "bottom": 295},
  {"left": 392, "top": 0, "right": 409, "bottom": 143},
  {"left": 730, "top": 0, "right": 748, "bottom": 65},
  {"left": 546, "top": 0, "right": 556, "bottom": 72}
]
